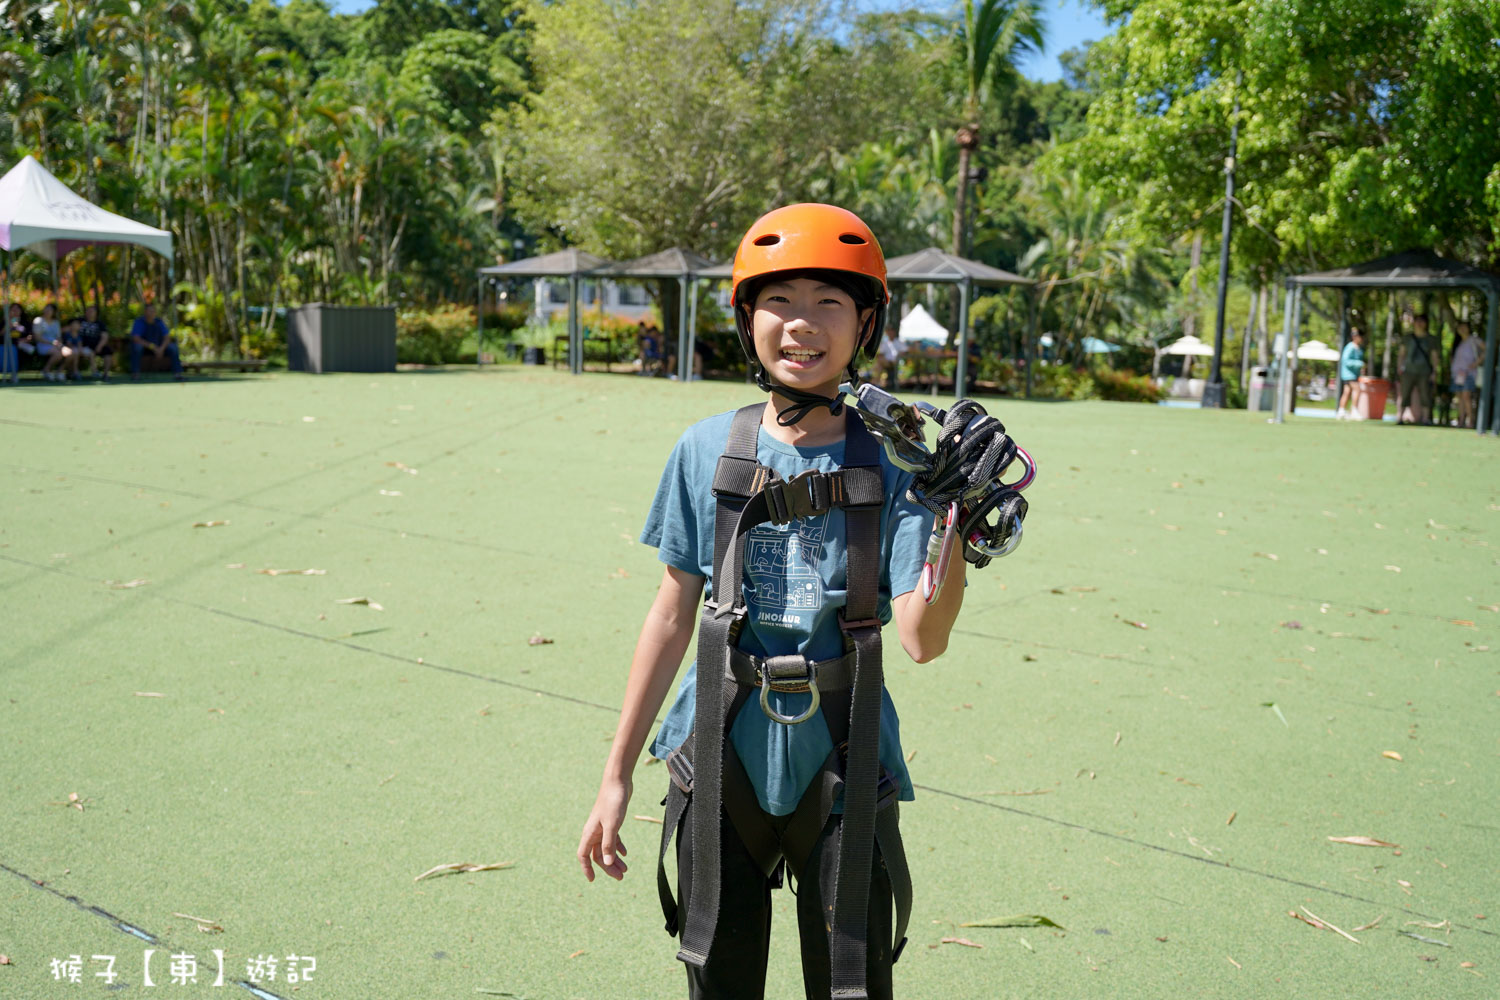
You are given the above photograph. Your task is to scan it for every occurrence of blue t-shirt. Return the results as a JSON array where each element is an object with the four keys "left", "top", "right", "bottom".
[
  {"left": 643, "top": 407, "right": 931, "bottom": 816},
  {"left": 131, "top": 316, "right": 170, "bottom": 346},
  {"left": 1339, "top": 341, "right": 1365, "bottom": 382}
]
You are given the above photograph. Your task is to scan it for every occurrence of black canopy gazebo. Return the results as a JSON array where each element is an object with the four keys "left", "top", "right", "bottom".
[
  {"left": 1273, "top": 250, "right": 1499, "bottom": 433},
  {"left": 477, "top": 248, "right": 608, "bottom": 373},
  {"left": 593, "top": 248, "right": 715, "bottom": 381}
]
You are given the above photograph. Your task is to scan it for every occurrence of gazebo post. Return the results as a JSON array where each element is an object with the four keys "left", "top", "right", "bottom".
[
  {"left": 676, "top": 275, "right": 690, "bottom": 382},
  {"left": 1273, "top": 282, "right": 1297, "bottom": 423},
  {"left": 686, "top": 276, "right": 699, "bottom": 382},
  {"left": 1024, "top": 286, "right": 1037, "bottom": 400},
  {"left": 567, "top": 272, "right": 580, "bottom": 374},
  {"left": 1481, "top": 288, "right": 1499, "bottom": 435},
  {"left": 954, "top": 278, "right": 971, "bottom": 397},
  {"left": 3, "top": 247, "right": 14, "bottom": 384},
  {"left": 475, "top": 273, "right": 483, "bottom": 367}
]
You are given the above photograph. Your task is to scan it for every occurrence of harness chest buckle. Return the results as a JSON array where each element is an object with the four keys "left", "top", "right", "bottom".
[{"left": 764, "top": 468, "right": 833, "bottom": 524}]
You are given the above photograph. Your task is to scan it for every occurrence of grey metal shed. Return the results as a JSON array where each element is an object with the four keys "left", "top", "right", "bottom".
[
  {"left": 1273, "top": 250, "right": 1500, "bottom": 433},
  {"left": 477, "top": 249, "right": 609, "bottom": 373}
]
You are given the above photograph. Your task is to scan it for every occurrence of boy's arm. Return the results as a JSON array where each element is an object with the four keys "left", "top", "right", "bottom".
[
  {"left": 578, "top": 563, "right": 705, "bottom": 882},
  {"left": 891, "top": 555, "right": 965, "bottom": 663}
]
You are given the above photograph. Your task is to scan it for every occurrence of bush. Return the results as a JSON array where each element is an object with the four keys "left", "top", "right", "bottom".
[
  {"left": 1092, "top": 367, "right": 1164, "bottom": 403},
  {"left": 397, "top": 304, "right": 475, "bottom": 365},
  {"left": 1031, "top": 363, "right": 1097, "bottom": 400}
]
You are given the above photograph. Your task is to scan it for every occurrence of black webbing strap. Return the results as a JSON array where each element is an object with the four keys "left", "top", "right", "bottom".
[
  {"left": 876, "top": 803, "right": 912, "bottom": 964},
  {"left": 676, "top": 405, "right": 763, "bottom": 969}
]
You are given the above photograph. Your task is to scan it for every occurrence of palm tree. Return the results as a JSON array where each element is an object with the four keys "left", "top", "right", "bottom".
[{"left": 951, "top": 0, "right": 1043, "bottom": 260}]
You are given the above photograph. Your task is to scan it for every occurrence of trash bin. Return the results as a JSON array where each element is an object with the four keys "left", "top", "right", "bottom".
[
  {"left": 522, "top": 346, "right": 545, "bottom": 365},
  {"left": 1356, "top": 376, "right": 1390, "bottom": 420},
  {"left": 288, "top": 304, "right": 396, "bottom": 373},
  {"left": 1247, "top": 366, "right": 1277, "bottom": 411},
  {"left": 504, "top": 342, "right": 522, "bottom": 361}
]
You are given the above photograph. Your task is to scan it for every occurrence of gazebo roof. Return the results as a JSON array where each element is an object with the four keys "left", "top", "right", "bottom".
[
  {"left": 885, "top": 248, "right": 1031, "bottom": 286},
  {"left": 478, "top": 248, "right": 608, "bottom": 278},
  {"left": 593, "top": 247, "right": 716, "bottom": 279},
  {"left": 1289, "top": 249, "right": 1500, "bottom": 290}
]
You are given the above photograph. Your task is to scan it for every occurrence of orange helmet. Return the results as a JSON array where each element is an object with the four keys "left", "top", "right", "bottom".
[{"left": 730, "top": 203, "right": 889, "bottom": 372}]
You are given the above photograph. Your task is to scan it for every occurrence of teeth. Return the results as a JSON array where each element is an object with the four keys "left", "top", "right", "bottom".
[{"left": 782, "top": 349, "right": 821, "bottom": 360}]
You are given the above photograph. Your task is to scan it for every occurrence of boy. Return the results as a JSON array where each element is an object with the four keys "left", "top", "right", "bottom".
[
  {"left": 577, "top": 204, "right": 1020, "bottom": 999},
  {"left": 1335, "top": 327, "right": 1365, "bottom": 419},
  {"left": 78, "top": 304, "right": 114, "bottom": 380}
]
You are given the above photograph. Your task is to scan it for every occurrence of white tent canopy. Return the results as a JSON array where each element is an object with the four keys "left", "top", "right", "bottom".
[
  {"left": 898, "top": 303, "right": 948, "bottom": 343},
  {"left": 1295, "top": 338, "right": 1342, "bottom": 362},
  {"left": 0, "top": 155, "right": 173, "bottom": 262},
  {"left": 1161, "top": 334, "right": 1217, "bottom": 357}
]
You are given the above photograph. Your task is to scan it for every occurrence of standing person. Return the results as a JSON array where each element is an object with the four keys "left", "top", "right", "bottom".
[
  {"left": 128, "top": 301, "right": 183, "bottom": 380},
  {"left": 871, "top": 324, "right": 905, "bottom": 390},
  {"left": 77, "top": 303, "right": 114, "bottom": 380},
  {"left": 1397, "top": 313, "right": 1440, "bottom": 425},
  {"left": 1335, "top": 328, "right": 1366, "bottom": 419},
  {"left": 31, "top": 302, "right": 67, "bottom": 381},
  {"left": 1450, "top": 320, "right": 1483, "bottom": 429},
  {"left": 577, "top": 204, "right": 1027, "bottom": 999}
]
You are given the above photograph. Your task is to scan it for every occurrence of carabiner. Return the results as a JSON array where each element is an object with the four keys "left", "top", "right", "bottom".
[
  {"left": 1000, "top": 445, "right": 1037, "bottom": 492},
  {"left": 918, "top": 501, "right": 960, "bottom": 604}
]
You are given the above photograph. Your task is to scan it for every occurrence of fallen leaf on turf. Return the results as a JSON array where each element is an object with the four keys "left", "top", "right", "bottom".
[
  {"left": 633, "top": 814, "right": 663, "bottom": 824},
  {"left": 1365, "top": 607, "right": 1391, "bottom": 615},
  {"left": 1281, "top": 621, "right": 1303, "bottom": 630},
  {"left": 906, "top": 749, "right": 917, "bottom": 762},
  {"left": 1462, "top": 962, "right": 1477, "bottom": 969},
  {"left": 960, "top": 915, "right": 1064, "bottom": 929},
  {"left": 1069, "top": 586, "right": 1098, "bottom": 592},
  {"left": 1382, "top": 751, "right": 1403, "bottom": 761},
  {"left": 979, "top": 789, "right": 1051, "bottom": 796},
  {"left": 386, "top": 461, "right": 419, "bottom": 475},
  {"left": 0, "top": 954, "right": 9, "bottom": 964},
  {"left": 1261, "top": 702, "right": 1289, "bottom": 727},
  {"left": 258, "top": 568, "right": 326, "bottom": 576},
  {"left": 1400, "top": 931, "right": 1451, "bottom": 947},
  {"left": 226, "top": 563, "right": 245, "bottom": 569},
  {"left": 1479, "top": 604, "right": 1499, "bottom": 613},
  {"left": 379, "top": 490, "right": 402, "bottom": 497},
  {"left": 335, "top": 597, "right": 385, "bottom": 611},
  {"left": 1254, "top": 552, "right": 1279, "bottom": 561},
  {"left": 173, "top": 912, "right": 224, "bottom": 933},
  {"left": 107, "top": 578, "right": 149, "bottom": 589},
  {"left": 1384, "top": 565, "right": 1401, "bottom": 573},
  {"left": 1451, "top": 619, "right": 1476, "bottom": 627},
  {"left": 940, "top": 937, "right": 982, "bottom": 948},
  {"left": 1226, "top": 811, "right": 1236, "bottom": 826},
  {"left": 609, "top": 568, "right": 630, "bottom": 579},
  {"left": 1328, "top": 836, "right": 1399, "bottom": 848},
  {"left": 527, "top": 634, "right": 553, "bottom": 646},
  {"left": 568, "top": 950, "right": 585, "bottom": 959},
  {"left": 1352, "top": 915, "right": 1385, "bottom": 931},
  {"left": 1163, "top": 524, "right": 1179, "bottom": 531},
  {"left": 1125, "top": 620, "right": 1148, "bottom": 629},
  {"left": 192, "top": 520, "right": 229, "bottom": 528},
  {"left": 1226, "top": 956, "right": 1241, "bottom": 969},
  {"left": 474, "top": 991, "right": 530, "bottom": 998},
  {"left": 414, "top": 861, "right": 514, "bottom": 881},
  {"left": 133, "top": 691, "right": 165, "bottom": 698}
]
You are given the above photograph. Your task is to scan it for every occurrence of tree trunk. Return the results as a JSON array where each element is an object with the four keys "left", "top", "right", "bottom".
[{"left": 949, "top": 124, "right": 978, "bottom": 349}]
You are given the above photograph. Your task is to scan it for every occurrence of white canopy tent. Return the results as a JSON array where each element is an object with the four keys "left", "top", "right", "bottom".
[
  {"left": 1, "top": 155, "right": 174, "bottom": 383},
  {"left": 897, "top": 303, "right": 948, "bottom": 343},
  {"left": 1294, "top": 339, "right": 1342, "bottom": 362}
]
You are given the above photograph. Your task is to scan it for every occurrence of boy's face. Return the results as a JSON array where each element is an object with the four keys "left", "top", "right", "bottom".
[{"left": 751, "top": 277, "right": 869, "bottom": 396}]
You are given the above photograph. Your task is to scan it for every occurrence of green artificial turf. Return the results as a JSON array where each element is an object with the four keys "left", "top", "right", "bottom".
[{"left": 2, "top": 368, "right": 1497, "bottom": 999}]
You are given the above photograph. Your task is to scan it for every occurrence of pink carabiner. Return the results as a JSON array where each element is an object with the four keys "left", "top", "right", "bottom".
[
  {"left": 919, "top": 501, "right": 961, "bottom": 604},
  {"left": 1001, "top": 445, "right": 1037, "bottom": 492}
]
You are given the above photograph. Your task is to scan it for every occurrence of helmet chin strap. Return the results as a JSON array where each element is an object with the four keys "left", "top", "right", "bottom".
[{"left": 755, "top": 366, "right": 851, "bottom": 426}]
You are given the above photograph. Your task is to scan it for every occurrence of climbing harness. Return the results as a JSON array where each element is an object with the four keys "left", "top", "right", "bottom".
[
  {"left": 843, "top": 382, "right": 1036, "bottom": 604},
  {"left": 656, "top": 403, "right": 913, "bottom": 1000}
]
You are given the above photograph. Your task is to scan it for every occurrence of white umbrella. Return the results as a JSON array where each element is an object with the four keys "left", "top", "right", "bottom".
[
  {"left": 1161, "top": 334, "right": 1217, "bottom": 357},
  {"left": 1295, "top": 339, "right": 1341, "bottom": 362},
  {"left": 898, "top": 303, "right": 949, "bottom": 343}
]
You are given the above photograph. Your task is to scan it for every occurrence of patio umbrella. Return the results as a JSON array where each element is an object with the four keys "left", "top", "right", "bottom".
[{"left": 1161, "top": 334, "right": 1217, "bottom": 356}]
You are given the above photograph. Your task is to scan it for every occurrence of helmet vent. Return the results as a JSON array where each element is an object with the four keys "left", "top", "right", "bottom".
[
  {"left": 838, "top": 233, "right": 868, "bottom": 245},
  {"left": 753, "top": 234, "right": 781, "bottom": 246}
]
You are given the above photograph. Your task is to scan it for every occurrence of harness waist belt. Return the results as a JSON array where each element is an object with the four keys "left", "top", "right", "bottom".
[{"left": 728, "top": 648, "right": 857, "bottom": 694}]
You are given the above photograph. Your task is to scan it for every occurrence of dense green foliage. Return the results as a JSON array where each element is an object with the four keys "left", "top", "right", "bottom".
[{"left": 2, "top": 0, "right": 1494, "bottom": 384}]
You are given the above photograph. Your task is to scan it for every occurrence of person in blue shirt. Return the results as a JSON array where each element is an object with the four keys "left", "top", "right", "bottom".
[
  {"left": 577, "top": 205, "right": 1011, "bottom": 1000},
  {"left": 128, "top": 301, "right": 183, "bottom": 379},
  {"left": 1335, "top": 327, "right": 1366, "bottom": 419}
]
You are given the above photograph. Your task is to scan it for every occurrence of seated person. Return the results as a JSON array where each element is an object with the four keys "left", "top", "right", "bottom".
[
  {"left": 637, "top": 323, "right": 663, "bottom": 376},
  {"left": 28, "top": 302, "right": 68, "bottom": 381},
  {"left": 77, "top": 304, "right": 113, "bottom": 379},
  {"left": 59, "top": 316, "right": 84, "bottom": 381},
  {"left": 2, "top": 303, "right": 23, "bottom": 375},
  {"left": 129, "top": 301, "right": 183, "bottom": 379}
]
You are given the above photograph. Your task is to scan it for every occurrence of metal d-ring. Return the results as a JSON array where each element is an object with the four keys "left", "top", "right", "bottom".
[{"left": 759, "top": 671, "right": 821, "bottom": 725}]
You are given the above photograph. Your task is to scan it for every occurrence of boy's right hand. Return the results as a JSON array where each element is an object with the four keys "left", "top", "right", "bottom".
[{"left": 577, "top": 776, "right": 632, "bottom": 883}]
